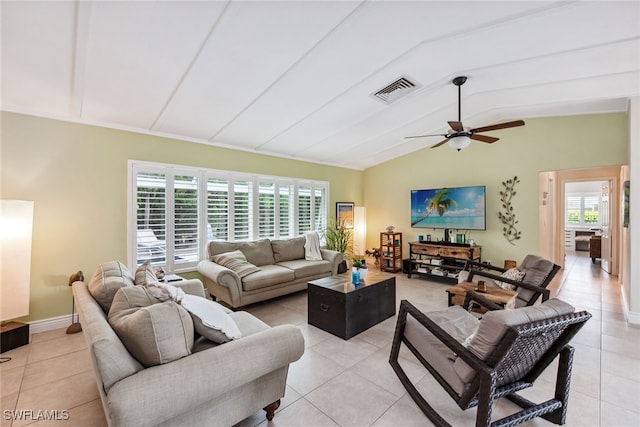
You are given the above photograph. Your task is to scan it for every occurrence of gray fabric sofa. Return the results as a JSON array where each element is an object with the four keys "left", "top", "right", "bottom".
[
  {"left": 73, "top": 261, "right": 304, "bottom": 427},
  {"left": 197, "top": 236, "right": 343, "bottom": 308}
]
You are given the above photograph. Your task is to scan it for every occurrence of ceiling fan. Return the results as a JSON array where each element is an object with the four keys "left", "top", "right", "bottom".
[{"left": 405, "top": 76, "right": 525, "bottom": 151}]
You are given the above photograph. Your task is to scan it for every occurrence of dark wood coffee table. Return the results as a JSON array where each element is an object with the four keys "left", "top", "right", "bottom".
[{"left": 308, "top": 271, "right": 396, "bottom": 340}]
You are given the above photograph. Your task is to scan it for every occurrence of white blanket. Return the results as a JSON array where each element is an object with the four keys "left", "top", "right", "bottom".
[{"left": 304, "top": 231, "right": 323, "bottom": 261}]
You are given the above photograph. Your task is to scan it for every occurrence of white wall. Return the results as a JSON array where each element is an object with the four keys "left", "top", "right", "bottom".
[{"left": 626, "top": 97, "right": 640, "bottom": 324}]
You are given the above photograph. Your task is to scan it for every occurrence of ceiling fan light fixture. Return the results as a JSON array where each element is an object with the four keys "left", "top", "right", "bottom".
[{"left": 448, "top": 135, "right": 471, "bottom": 151}]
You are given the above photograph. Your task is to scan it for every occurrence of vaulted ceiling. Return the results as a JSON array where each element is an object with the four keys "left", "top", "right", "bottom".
[{"left": 2, "top": 1, "right": 639, "bottom": 170}]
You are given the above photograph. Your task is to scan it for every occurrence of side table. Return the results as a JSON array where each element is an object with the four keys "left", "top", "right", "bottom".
[{"left": 446, "top": 281, "right": 517, "bottom": 312}]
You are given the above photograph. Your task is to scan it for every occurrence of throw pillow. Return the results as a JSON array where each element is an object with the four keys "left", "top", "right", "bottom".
[
  {"left": 212, "top": 249, "right": 261, "bottom": 278},
  {"left": 108, "top": 286, "right": 160, "bottom": 316},
  {"left": 87, "top": 261, "right": 135, "bottom": 313},
  {"left": 108, "top": 300, "right": 194, "bottom": 367},
  {"left": 180, "top": 294, "right": 242, "bottom": 343},
  {"left": 495, "top": 268, "right": 526, "bottom": 290},
  {"left": 134, "top": 261, "right": 157, "bottom": 286}
]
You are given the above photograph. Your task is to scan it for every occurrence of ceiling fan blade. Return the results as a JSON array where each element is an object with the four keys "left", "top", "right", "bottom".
[
  {"left": 470, "top": 120, "right": 525, "bottom": 133},
  {"left": 470, "top": 134, "right": 499, "bottom": 143},
  {"left": 430, "top": 138, "right": 449, "bottom": 149},
  {"left": 448, "top": 121, "right": 464, "bottom": 132},
  {"left": 404, "top": 133, "right": 447, "bottom": 139}
]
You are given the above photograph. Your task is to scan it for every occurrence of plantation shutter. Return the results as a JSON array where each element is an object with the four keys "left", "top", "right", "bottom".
[
  {"left": 298, "top": 186, "right": 312, "bottom": 234},
  {"left": 583, "top": 193, "right": 600, "bottom": 224},
  {"left": 258, "top": 181, "right": 275, "bottom": 238},
  {"left": 233, "top": 179, "right": 252, "bottom": 240},
  {"left": 566, "top": 194, "right": 581, "bottom": 224},
  {"left": 135, "top": 171, "right": 167, "bottom": 265},
  {"left": 279, "top": 183, "right": 294, "bottom": 238},
  {"left": 173, "top": 174, "right": 199, "bottom": 268},
  {"left": 207, "top": 178, "right": 229, "bottom": 241}
]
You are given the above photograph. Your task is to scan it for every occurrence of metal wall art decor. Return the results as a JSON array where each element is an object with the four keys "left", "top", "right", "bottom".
[{"left": 498, "top": 176, "right": 522, "bottom": 245}]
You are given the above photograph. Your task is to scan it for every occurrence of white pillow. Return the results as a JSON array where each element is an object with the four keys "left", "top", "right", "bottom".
[
  {"left": 180, "top": 294, "right": 241, "bottom": 343},
  {"left": 495, "top": 268, "right": 526, "bottom": 290}
]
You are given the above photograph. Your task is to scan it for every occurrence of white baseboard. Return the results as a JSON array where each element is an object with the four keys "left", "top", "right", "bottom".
[
  {"left": 28, "top": 314, "right": 76, "bottom": 334},
  {"left": 627, "top": 310, "right": 640, "bottom": 325}
]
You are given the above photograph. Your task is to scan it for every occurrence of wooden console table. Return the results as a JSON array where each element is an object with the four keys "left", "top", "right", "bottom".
[{"left": 408, "top": 241, "right": 481, "bottom": 284}]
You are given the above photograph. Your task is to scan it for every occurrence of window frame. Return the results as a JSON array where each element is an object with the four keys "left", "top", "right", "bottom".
[
  {"left": 128, "top": 160, "right": 329, "bottom": 273},
  {"left": 565, "top": 191, "right": 602, "bottom": 227}
]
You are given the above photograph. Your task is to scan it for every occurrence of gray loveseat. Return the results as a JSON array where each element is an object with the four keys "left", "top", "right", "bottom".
[
  {"left": 198, "top": 236, "right": 343, "bottom": 308},
  {"left": 73, "top": 261, "right": 304, "bottom": 426}
]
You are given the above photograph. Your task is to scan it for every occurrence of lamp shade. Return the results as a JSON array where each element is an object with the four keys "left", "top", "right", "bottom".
[
  {"left": 353, "top": 206, "right": 367, "bottom": 257},
  {"left": 1, "top": 200, "right": 34, "bottom": 322},
  {"left": 449, "top": 135, "right": 471, "bottom": 151}
]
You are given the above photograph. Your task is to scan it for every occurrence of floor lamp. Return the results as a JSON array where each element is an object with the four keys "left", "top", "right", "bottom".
[
  {"left": 66, "top": 271, "right": 84, "bottom": 334},
  {"left": 0, "top": 200, "right": 34, "bottom": 354}
]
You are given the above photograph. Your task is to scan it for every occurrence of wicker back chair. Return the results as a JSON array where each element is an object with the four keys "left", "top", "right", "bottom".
[
  {"left": 389, "top": 299, "right": 591, "bottom": 427},
  {"left": 460, "top": 254, "right": 561, "bottom": 308}
]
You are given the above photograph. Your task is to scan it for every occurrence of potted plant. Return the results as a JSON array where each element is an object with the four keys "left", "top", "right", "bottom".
[
  {"left": 324, "top": 217, "right": 352, "bottom": 273},
  {"left": 352, "top": 259, "right": 368, "bottom": 281}
]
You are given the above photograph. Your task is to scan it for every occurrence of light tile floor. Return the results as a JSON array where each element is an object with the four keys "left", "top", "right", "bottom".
[{"left": 1, "top": 253, "right": 639, "bottom": 426}]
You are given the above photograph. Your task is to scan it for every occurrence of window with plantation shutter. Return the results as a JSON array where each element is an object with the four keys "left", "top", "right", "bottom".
[
  {"left": 565, "top": 192, "right": 601, "bottom": 227},
  {"left": 129, "top": 161, "right": 328, "bottom": 272}
]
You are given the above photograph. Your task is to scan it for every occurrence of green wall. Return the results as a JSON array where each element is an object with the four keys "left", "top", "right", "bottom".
[
  {"left": 1, "top": 112, "right": 363, "bottom": 322},
  {"left": 0, "top": 111, "right": 629, "bottom": 322},
  {"left": 363, "top": 113, "right": 628, "bottom": 266}
]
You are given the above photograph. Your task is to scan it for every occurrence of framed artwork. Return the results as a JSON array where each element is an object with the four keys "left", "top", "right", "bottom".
[
  {"left": 623, "top": 180, "right": 630, "bottom": 228},
  {"left": 336, "top": 202, "right": 355, "bottom": 229}
]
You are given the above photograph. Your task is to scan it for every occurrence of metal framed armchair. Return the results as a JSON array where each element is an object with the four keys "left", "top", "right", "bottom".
[
  {"left": 389, "top": 299, "right": 591, "bottom": 427},
  {"left": 459, "top": 255, "right": 561, "bottom": 308}
]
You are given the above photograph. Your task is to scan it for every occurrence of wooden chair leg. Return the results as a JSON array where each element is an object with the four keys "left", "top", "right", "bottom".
[{"left": 263, "top": 399, "right": 281, "bottom": 421}]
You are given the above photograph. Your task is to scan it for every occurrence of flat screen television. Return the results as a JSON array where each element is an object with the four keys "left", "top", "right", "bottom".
[{"left": 411, "top": 185, "right": 486, "bottom": 230}]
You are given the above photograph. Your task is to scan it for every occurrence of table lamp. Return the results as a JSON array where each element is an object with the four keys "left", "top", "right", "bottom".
[{"left": 1, "top": 200, "right": 34, "bottom": 353}]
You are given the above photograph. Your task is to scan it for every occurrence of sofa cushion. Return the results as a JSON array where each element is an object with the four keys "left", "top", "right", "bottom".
[
  {"left": 209, "top": 239, "right": 275, "bottom": 266},
  {"left": 453, "top": 298, "right": 575, "bottom": 383},
  {"left": 134, "top": 261, "right": 157, "bottom": 286},
  {"left": 212, "top": 250, "right": 261, "bottom": 278},
  {"left": 108, "top": 290, "right": 194, "bottom": 367},
  {"left": 88, "top": 261, "right": 135, "bottom": 313},
  {"left": 241, "top": 264, "right": 295, "bottom": 291},
  {"left": 271, "top": 236, "right": 305, "bottom": 263},
  {"left": 277, "top": 259, "right": 332, "bottom": 279}
]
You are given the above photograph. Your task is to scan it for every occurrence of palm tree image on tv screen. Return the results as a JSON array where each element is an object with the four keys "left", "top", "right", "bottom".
[{"left": 410, "top": 186, "right": 486, "bottom": 230}]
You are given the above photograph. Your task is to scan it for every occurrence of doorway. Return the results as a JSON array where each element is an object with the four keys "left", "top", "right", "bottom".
[
  {"left": 538, "top": 166, "right": 622, "bottom": 276},
  {"left": 563, "top": 180, "right": 609, "bottom": 273}
]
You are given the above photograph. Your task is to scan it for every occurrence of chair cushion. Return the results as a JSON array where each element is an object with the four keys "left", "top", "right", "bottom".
[
  {"left": 271, "top": 236, "right": 305, "bottom": 263},
  {"left": 108, "top": 293, "right": 194, "bottom": 367},
  {"left": 517, "top": 255, "right": 556, "bottom": 303},
  {"left": 453, "top": 298, "right": 575, "bottom": 383},
  {"left": 209, "top": 239, "right": 275, "bottom": 266},
  {"left": 212, "top": 250, "right": 261, "bottom": 278},
  {"left": 88, "top": 261, "right": 135, "bottom": 313},
  {"left": 404, "top": 306, "right": 478, "bottom": 396}
]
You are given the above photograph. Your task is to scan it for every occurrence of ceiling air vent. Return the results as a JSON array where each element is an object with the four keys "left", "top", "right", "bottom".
[{"left": 371, "top": 76, "right": 421, "bottom": 104}]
